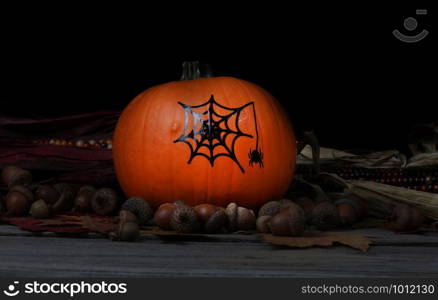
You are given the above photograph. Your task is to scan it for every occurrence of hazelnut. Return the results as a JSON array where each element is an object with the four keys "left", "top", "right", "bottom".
[
  {"left": 154, "top": 203, "right": 177, "bottom": 230},
  {"left": 170, "top": 205, "right": 200, "bottom": 233},
  {"left": 120, "top": 197, "right": 153, "bottom": 225},
  {"left": 1, "top": 165, "right": 32, "bottom": 188},
  {"left": 269, "top": 203, "right": 305, "bottom": 236},
  {"left": 310, "top": 201, "right": 340, "bottom": 230},
  {"left": 30, "top": 199, "right": 50, "bottom": 219},
  {"left": 256, "top": 215, "right": 272, "bottom": 233},
  {"left": 91, "top": 188, "right": 119, "bottom": 216}
]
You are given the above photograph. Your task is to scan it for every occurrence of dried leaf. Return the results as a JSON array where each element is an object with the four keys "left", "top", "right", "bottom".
[{"left": 261, "top": 232, "right": 371, "bottom": 252}]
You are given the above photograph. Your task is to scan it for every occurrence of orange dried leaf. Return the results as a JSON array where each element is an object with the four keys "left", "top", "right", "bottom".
[{"left": 261, "top": 232, "right": 371, "bottom": 252}]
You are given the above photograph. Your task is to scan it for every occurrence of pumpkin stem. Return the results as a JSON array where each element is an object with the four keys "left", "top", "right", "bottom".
[{"left": 180, "top": 61, "right": 214, "bottom": 80}]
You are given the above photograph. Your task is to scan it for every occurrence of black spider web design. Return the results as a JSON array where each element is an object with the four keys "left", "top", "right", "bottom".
[{"left": 173, "top": 95, "right": 257, "bottom": 173}]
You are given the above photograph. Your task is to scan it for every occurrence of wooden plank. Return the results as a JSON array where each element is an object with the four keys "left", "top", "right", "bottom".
[{"left": 0, "top": 235, "right": 437, "bottom": 277}]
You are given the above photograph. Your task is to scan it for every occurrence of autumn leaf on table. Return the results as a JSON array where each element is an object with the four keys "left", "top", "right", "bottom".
[{"left": 261, "top": 232, "right": 371, "bottom": 252}]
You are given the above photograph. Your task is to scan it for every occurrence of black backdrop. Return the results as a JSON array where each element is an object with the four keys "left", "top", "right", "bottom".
[{"left": 1, "top": 3, "right": 435, "bottom": 154}]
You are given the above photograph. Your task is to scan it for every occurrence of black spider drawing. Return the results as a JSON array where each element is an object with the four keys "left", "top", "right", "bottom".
[
  {"left": 174, "top": 94, "right": 263, "bottom": 173},
  {"left": 248, "top": 148, "right": 264, "bottom": 167}
]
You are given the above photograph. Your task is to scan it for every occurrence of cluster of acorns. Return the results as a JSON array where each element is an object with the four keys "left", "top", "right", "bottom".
[
  {"left": 32, "top": 139, "right": 113, "bottom": 149},
  {"left": 1, "top": 165, "right": 121, "bottom": 218}
]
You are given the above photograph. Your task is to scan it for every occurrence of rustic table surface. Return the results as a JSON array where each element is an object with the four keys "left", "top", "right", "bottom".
[{"left": 0, "top": 225, "right": 437, "bottom": 278}]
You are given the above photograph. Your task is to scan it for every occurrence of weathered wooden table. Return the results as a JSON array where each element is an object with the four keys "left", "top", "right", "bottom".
[{"left": 0, "top": 225, "right": 437, "bottom": 277}]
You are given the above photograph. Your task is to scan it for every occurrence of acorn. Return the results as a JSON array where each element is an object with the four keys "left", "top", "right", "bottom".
[
  {"left": 256, "top": 215, "right": 272, "bottom": 233},
  {"left": 9, "top": 185, "right": 34, "bottom": 203},
  {"left": 237, "top": 207, "right": 256, "bottom": 230},
  {"left": 194, "top": 204, "right": 227, "bottom": 233},
  {"left": 51, "top": 184, "right": 75, "bottom": 215},
  {"left": 334, "top": 197, "right": 367, "bottom": 220},
  {"left": 336, "top": 203, "right": 356, "bottom": 225},
  {"left": 310, "top": 201, "right": 341, "bottom": 230},
  {"left": 35, "top": 185, "right": 60, "bottom": 205},
  {"left": 120, "top": 197, "right": 153, "bottom": 224},
  {"left": 154, "top": 203, "right": 177, "bottom": 230},
  {"left": 194, "top": 204, "right": 218, "bottom": 222},
  {"left": 205, "top": 209, "right": 227, "bottom": 233},
  {"left": 1, "top": 165, "right": 32, "bottom": 188},
  {"left": 117, "top": 221, "right": 140, "bottom": 242},
  {"left": 6, "top": 191, "right": 30, "bottom": 216},
  {"left": 258, "top": 199, "right": 294, "bottom": 217},
  {"left": 91, "top": 188, "right": 119, "bottom": 216},
  {"left": 30, "top": 199, "right": 50, "bottom": 219},
  {"left": 170, "top": 205, "right": 200, "bottom": 233},
  {"left": 269, "top": 203, "right": 305, "bottom": 236},
  {"left": 225, "top": 203, "right": 255, "bottom": 231},
  {"left": 390, "top": 204, "right": 424, "bottom": 231},
  {"left": 119, "top": 210, "right": 138, "bottom": 224},
  {"left": 73, "top": 185, "right": 96, "bottom": 213},
  {"left": 293, "top": 196, "right": 315, "bottom": 219}
]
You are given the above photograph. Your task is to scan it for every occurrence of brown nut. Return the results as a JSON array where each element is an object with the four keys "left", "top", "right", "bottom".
[
  {"left": 1, "top": 165, "right": 32, "bottom": 188},
  {"left": 256, "top": 215, "right": 272, "bottom": 233},
  {"left": 117, "top": 221, "right": 140, "bottom": 242},
  {"left": 170, "top": 205, "right": 200, "bottom": 233},
  {"left": 310, "top": 201, "right": 340, "bottom": 230},
  {"left": 225, "top": 203, "right": 238, "bottom": 231},
  {"left": 269, "top": 203, "right": 305, "bottom": 236},
  {"left": 258, "top": 199, "right": 294, "bottom": 217},
  {"left": 35, "top": 185, "right": 60, "bottom": 205},
  {"left": 73, "top": 185, "right": 96, "bottom": 213},
  {"left": 391, "top": 204, "right": 424, "bottom": 231},
  {"left": 10, "top": 185, "right": 34, "bottom": 203},
  {"left": 30, "top": 199, "right": 50, "bottom": 219},
  {"left": 237, "top": 207, "right": 256, "bottom": 231},
  {"left": 91, "top": 188, "right": 119, "bottom": 216},
  {"left": 204, "top": 209, "right": 227, "bottom": 233},
  {"left": 6, "top": 191, "right": 31, "bottom": 216},
  {"left": 51, "top": 184, "right": 75, "bottom": 215},
  {"left": 194, "top": 204, "right": 218, "bottom": 222},
  {"left": 154, "top": 203, "right": 178, "bottom": 230},
  {"left": 119, "top": 210, "right": 138, "bottom": 224},
  {"left": 293, "top": 196, "right": 315, "bottom": 219},
  {"left": 120, "top": 197, "right": 153, "bottom": 224},
  {"left": 336, "top": 203, "right": 357, "bottom": 225}
]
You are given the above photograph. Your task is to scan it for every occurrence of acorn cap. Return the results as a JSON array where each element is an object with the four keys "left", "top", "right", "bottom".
[
  {"left": 120, "top": 197, "right": 152, "bottom": 224},
  {"left": 51, "top": 184, "right": 75, "bottom": 215},
  {"left": 91, "top": 188, "right": 119, "bottom": 216},
  {"left": 30, "top": 199, "right": 50, "bottom": 219},
  {"left": 170, "top": 206, "right": 200, "bottom": 233},
  {"left": 73, "top": 185, "right": 96, "bottom": 213},
  {"left": 258, "top": 199, "right": 295, "bottom": 217},
  {"left": 269, "top": 203, "right": 305, "bottom": 236}
]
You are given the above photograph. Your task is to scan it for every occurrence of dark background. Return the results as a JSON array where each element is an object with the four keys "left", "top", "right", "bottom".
[{"left": 1, "top": 3, "right": 435, "bottom": 154}]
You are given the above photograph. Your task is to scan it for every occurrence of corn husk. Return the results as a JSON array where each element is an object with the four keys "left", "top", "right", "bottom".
[{"left": 346, "top": 179, "right": 438, "bottom": 220}]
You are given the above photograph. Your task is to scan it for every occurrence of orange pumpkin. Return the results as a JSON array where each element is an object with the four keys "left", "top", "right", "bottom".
[{"left": 113, "top": 62, "right": 296, "bottom": 208}]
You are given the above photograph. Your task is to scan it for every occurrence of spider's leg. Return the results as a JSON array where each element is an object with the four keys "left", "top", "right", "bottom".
[{"left": 260, "top": 160, "right": 264, "bottom": 168}]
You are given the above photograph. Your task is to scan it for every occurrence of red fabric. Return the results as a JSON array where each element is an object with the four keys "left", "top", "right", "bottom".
[
  {"left": 1, "top": 214, "right": 117, "bottom": 234},
  {"left": 0, "top": 111, "right": 120, "bottom": 187}
]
